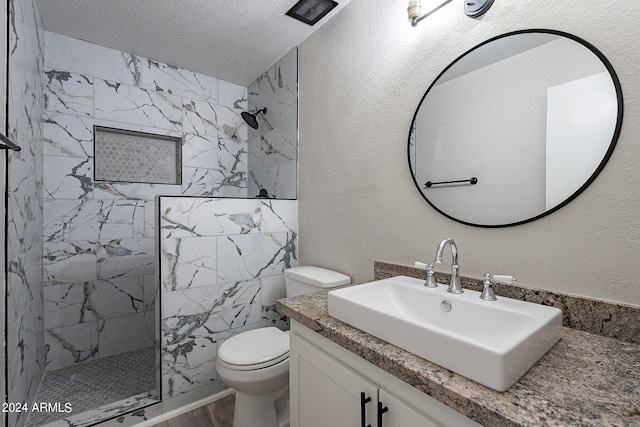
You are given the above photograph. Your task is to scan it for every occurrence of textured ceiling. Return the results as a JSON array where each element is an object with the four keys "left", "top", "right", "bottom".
[{"left": 35, "top": 0, "right": 353, "bottom": 86}]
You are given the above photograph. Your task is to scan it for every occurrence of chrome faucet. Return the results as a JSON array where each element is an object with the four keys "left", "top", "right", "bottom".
[{"left": 434, "top": 238, "right": 463, "bottom": 294}]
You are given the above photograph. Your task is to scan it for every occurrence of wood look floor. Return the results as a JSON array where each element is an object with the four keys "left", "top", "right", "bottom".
[{"left": 151, "top": 393, "right": 235, "bottom": 427}]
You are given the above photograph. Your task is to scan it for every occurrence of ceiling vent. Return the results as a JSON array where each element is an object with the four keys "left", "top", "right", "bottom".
[{"left": 286, "top": 0, "right": 339, "bottom": 26}]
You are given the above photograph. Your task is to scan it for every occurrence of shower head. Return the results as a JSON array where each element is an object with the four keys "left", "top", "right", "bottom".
[{"left": 241, "top": 108, "right": 267, "bottom": 129}]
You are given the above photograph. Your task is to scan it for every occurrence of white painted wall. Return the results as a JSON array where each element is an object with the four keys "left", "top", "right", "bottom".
[
  {"left": 298, "top": 0, "right": 640, "bottom": 306},
  {"left": 546, "top": 72, "right": 618, "bottom": 210}
]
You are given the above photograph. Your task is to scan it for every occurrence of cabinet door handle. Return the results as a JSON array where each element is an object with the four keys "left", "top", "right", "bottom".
[
  {"left": 377, "top": 402, "right": 388, "bottom": 427},
  {"left": 360, "top": 392, "right": 372, "bottom": 427}
]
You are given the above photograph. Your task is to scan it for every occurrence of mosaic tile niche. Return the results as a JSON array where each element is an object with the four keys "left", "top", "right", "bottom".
[
  {"left": 94, "top": 127, "right": 182, "bottom": 185},
  {"left": 42, "top": 31, "right": 249, "bottom": 370},
  {"left": 38, "top": 30, "right": 300, "bottom": 422}
]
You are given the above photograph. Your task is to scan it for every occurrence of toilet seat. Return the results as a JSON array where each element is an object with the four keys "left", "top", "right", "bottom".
[{"left": 218, "top": 327, "right": 289, "bottom": 371}]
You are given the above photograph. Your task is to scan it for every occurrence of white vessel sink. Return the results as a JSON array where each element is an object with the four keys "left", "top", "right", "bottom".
[{"left": 327, "top": 275, "right": 563, "bottom": 392}]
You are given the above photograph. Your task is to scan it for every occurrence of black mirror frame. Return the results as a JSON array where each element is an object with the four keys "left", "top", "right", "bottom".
[{"left": 408, "top": 28, "right": 624, "bottom": 228}]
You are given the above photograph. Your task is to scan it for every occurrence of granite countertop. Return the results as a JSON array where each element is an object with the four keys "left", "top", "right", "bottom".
[{"left": 277, "top": 288, "right": 640, "bottom": 427}]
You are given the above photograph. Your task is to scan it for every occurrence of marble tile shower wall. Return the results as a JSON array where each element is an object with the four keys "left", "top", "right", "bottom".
[
  {"left": 42, "top": 31, "right": 250, "bottom": 370},
  {"left": 159, "top": 196, "right": 297, "bottom": 400},
  {"left": 247, "top": 48, "right": 298, "bottom": 199},
  {"left": 7, "top": 1, "right": 46, "bottom": 426}
]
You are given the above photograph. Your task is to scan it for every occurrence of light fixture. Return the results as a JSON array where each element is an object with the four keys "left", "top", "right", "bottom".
[
  {"left": 286, "top": 0, "right": 339, "bottom": 26},
  {"left": 408, "top": 0, "right": 453, "bottom": 26},
  {"left": 408, "top": 0, "right": 494, "bottom": 26}
]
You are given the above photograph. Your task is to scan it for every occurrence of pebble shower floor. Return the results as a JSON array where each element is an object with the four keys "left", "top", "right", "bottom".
[{"left": 25, "top": 346, "right": 156, "bottom": 426}]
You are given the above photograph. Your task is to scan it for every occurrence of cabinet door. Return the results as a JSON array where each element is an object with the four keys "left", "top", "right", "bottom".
[
  {"left": 378, "top": 389, "right": 442, "bottom": 427},
  {"left": 290, "top": 334, "right": 378, "bottom": 427}
]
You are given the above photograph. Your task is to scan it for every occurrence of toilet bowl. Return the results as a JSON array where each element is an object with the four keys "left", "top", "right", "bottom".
[
  {"left": 216, "top": 327, "right": 290, "bottom": 427},
  {"left": 216, "top": 266, "right": 351, "bottom": 427}
]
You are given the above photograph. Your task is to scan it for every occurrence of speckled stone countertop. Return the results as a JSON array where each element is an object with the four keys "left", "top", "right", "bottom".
[{"left": 276, "top": 262, "right": 640, "bottom": 427}]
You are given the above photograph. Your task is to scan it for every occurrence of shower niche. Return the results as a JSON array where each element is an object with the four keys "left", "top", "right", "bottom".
[
  {"left": 94, "top": 126, "right": 183, "bottom": 185},
  {"left": 7, "top": 6, "right": 298, "bottom": 423}
]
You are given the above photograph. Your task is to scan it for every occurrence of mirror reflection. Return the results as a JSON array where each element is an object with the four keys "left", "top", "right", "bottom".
[{"left": 409, "top": 30, "right": 623, "bottom": 227}]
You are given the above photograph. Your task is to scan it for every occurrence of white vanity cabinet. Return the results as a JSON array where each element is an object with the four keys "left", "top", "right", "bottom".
[
  {"left": 290, "top": 333, "right": 379, "bottom": 427},
  {"left": 378, "top": 389, "right": 440, "bottom": 427},
  {"left": 290, "top": 320, "right": 482, "bottom": 427}
]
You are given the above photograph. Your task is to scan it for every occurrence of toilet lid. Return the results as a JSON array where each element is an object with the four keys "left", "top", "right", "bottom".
[
  {"left": 284, "top": 266, "right": 351, "bottom": 288},
  {"left": 218, "top": 327, "right": 289, "bottom": 367}
]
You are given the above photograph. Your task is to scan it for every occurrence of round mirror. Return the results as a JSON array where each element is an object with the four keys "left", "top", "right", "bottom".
[{"left": 409, "top": 29, "right": 623, "bottom": 227}]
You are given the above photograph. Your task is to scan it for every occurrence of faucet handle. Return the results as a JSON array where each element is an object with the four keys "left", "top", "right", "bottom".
[
  {"left": 480, "top": 273, "right": 516, "bottom": 301},
  {"left": 413, "top": 262, "right": 438, "bottom": 288},
  {"left": 414, "top": 261, "right": 429, "bottom": 269},
  {"left": 491, "top": 275, "right": 516, "bottom": 284},
  {"left": 480, "top": 273, "right": 497, "bottom": 301}
]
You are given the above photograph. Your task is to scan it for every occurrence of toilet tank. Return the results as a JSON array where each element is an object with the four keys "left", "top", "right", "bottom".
[{"left": 284, "top": 266, "right": 351, "bottom": 298}]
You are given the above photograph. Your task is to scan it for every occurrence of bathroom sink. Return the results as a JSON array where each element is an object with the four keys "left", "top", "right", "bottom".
[{"left": 327, "top": 275, "right": 563, "bottom": 391}]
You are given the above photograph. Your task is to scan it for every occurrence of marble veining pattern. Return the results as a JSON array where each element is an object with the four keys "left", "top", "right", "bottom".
[
  {"left": 278, "top": 271, "right": 640, "bottom": 427},
  {"left": 160, "top": 236, "right": 217, "bottom": 292},
  {"left": 6, "top": 192, "right": 42, "bottom": 261},
  {"left": 249, "top": 160, "right": 296, "bottom": 201},
  {"left": 160, "top": 197, "right": 262, "bottom": 238},
  {"left": 43, "top": 112, "right": 94, "bottom": 157},
  {"left": 141, "top": 59, "right": 219, "bottom": 102},
  {"left": 40, "top": 30, "right": 251, "bottom": 372},
  {"left": 44, "top": 199, "right": 146, "bottom": 242},
  {"left": 161, "top": 279, "right": 261, "bottom": 346},
  {"left": 216, "top": 232, "right": 295, "bottom": 283},
  {"left": 183, "top": 99, "right": 242, "bottom": 137},
  {"left": 6, "top": 19, "right": 298, "bottom": 425},
  {"left": 38, "top": 393, "right": 159, "bottom": 427},
  {"left": 44, "top": 69, "right": 94, "bottom": 117},
  {"left": 92, "top": 402, "right": 162, "bottom": 427},
  {"left": 43, "top": 276, "right": 150, "bottom": 330},
  {"left": 159, "top": 196, "right": 297, "bottom": 400},
  {"left": 94, "top": 78, "right": 183, "bottom": 131},
  {"left": 43, "top": 155, "right": 93, "bottom": 200},
  {"left": 182, "top": 133, "right": 218, "bottom": 168},
  {"left": 7, "top": 0, "right": 46, "bottom": 425},
  {"left": 218, "top": 138, "right": 248, "bottom": 192},
  {"left": 247, "top": 47, "right": 298, "bottom": 199},
  {"left": 44, "top": 32, "right": 142, "bottom": 87}
]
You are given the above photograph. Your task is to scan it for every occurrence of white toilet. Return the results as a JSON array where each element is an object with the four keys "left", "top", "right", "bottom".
[{"left": 216, "top": 266, "right": 351, "bottom": 427}]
